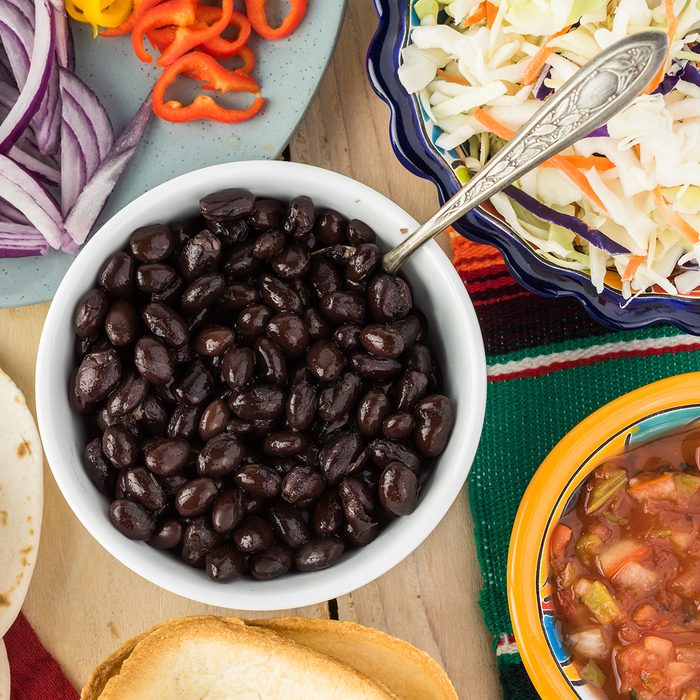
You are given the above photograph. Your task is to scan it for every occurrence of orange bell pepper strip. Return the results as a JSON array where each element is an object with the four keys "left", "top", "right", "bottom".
[
  {"left": 244, "top": 0, "right": 306, "bottom": 40},
  {"left": 152, "top": 50, "right": 265, "bottom": 123},
  {"left": 100, "top": 0, "right": 163, "bottom": 36}
]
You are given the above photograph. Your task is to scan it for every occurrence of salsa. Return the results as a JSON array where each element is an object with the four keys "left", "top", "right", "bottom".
[{"left": 550, "top": 426, "right": 700, "bottom": 700}]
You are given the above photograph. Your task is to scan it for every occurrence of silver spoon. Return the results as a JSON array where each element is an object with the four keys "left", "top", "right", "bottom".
[{"left": 381, "top": 30, "right": 668, "bottom": 274}]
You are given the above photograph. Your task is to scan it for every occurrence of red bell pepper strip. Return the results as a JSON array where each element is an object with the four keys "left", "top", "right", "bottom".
[
  {"left": 146, "top": 4, "right": 250, "bottom": 58},
  {"left": 152, "top": 50, "right": 265, "bottom": 123},
  {"left": 100, "top": 0, "right": 164, "bottom": 36},
  {"left": 244, "top": 0, "right": 306, "bottom": 40},
  {"left": 155, "top": 0, "right": 233, "bottom": 66},
  {"left": 235, "top": 45, "right": 255, "bottom": 74},
  {"left": 131, "top": 0, "right": 197, "bottom": 63}
]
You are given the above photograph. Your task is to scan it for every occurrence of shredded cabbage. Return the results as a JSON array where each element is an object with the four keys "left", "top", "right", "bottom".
[{"left": 400, "top": 0, "right": 700, "bottom": 298}]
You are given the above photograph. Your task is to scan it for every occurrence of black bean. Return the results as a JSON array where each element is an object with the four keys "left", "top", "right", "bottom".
[
  {"left": 350, "top": 353, "right": 402, "bottom": 380},
  {"left": 306, "top": 340, "right": 344, "bottom": 383},
  {"left": 218, "top": 282, "right": 259, "bottom": 310},
  {"left": 179, "top": 231, "right": 221, "bottom": 281},
  {"left": 133, "top": 395, "right": 168, "bottom": 436},
  {"left": 254, "top": 337, "right": 287, "bottom": 386},
  {"left": 137, "top": 264, "right": 177, "bottom": 294},
  {"left": 102, "top": 424, "right": 139, "bottom": 469},
  {"left": 346, "top": 244, "right": 379, "bottom": 286},
  {"left": 223, "top": 241, "right": 260, "bottom": 277},
  {"left": 259, "top": 273, "right": 303, "bottom": 314},
  {"left": 123, "top": 467, "right": 166, "bottom": 510},
  {"left": 208, "top": 489, "right": 245, "bottom": 535},
  {"left": 74, "top": 289, "right": 109, "bottom": 337},
  {"left": 271, "top": 244, "right": 310, "bottom": 279},
  {"left": 181, "top": 516, "right": 222, "bottom": 568},
  {"left": 222, "top": 347, "right": 255, "bottom": 392},
  {"left": 198, "top": 398, "right": 230, "bottom": 441},
  {"left": 232, "top": 515, "right": 274, "bottom": 553},
  {"left": 234, "top": 464, "right": 282, "bottom": 498},
  {"left": 206, "top": 544, "right": 246, "bottom": 582},
  {"left": 388, "top": 316, "right": 423, "bottom": 349},
  {"left": 174, "top": 360, "right": 214, "bottom": 405},
  {"left": 295, "top": 537, "right": 344, "bottom": 571},
  {"left": 393, "top": 370, "right": 429, "bottom": 412},
  {"left": 84, "top": 438, "right": 115, "bottom": 495},
  {"left": 315, "top": 209, "right": 346, "bottom": 246},
  {"left": 200, "top": 188, "right": 255, "bottom": 220},
  {"left": 309, "top": 257, "right": 342, "bottom": 299},
  {"left": 193, "top": 325, "right": 235, "bottom": 357},
  {"left": 106, "top": 372, "right": 148, "bottom": 418},
  {"left": 252, "top": 230, "right": 286, "bottom": 259},
  {"left": 313, "top": 491, "right": 344, "bottom": 536},
  {"left": 346, "top": 219, "right": 376, "bottom": 246},
  {"left": 265, "top": 313, "right": 309, "bottom": 358},
  {"left": 304, "top": 308, "right": 331, "bottom": 342},
  {"left": 414, "top": 394, "right": 454, "bottom": 457},
  {"left": 269, "top": 502, "right": 310, "bottom": 548},
  {"left": 109, "top": 499, "right": 154, "bottom": 540},
  {"left": 360, "top": 325, "right": 404, "bottom": 359},
  {"left": 149, "top": 517, "right": 183, "bottom": 549},
  {"left": 250, "top": 545, "right": 293, "bottom": 580},
  {"left": 197, "top": 433, "right": 245, "bottom": 477},
  {"left": 382, "top": 412, "right": 415, "bottom": 441},
  {"left": 229, "top": 384, "right": 285, "bottom": 420},
  {"left": 134, "top": 337, "right": 174, "bottom": 385},
  {"left": 319, "top": 291, "right": 365, "bottom": 326},
  {"left": 129, "top": 224, "right": 175, "bottom": 263},
  {"left": 333, "top": 324, "right": 362, "bottom": 352},
  {"left": 142, "top": 302, "right": 189, "bottom": 348},
  {"left": 181, "top": 273, "right": 225, "bottom": 313},
  {"left": 319, "top": 432, "right": 364, "bottom": 484},
  {"left": 367, "top": 273, "right": 412, "bottom": 322},
  {"left": 379, "top": 462, "right": 419, "bottom": 515},
  {"left": 249, "top": 199, "right": 284, "bottom": 231},
  {"left": 144, "top": 437, "right": 190, "bottom": 476},
  {"left": 284, "top": 195, "right": 315, "bottom": 240},
  {"left": 167, "top": 402, "right": 202, "bottom": 440},
  {"left": 98, "top": 252, "right": 136, "bottom": 298},
  {"left": 282, "top": 466, "right": 325, "bottom": 506},
  {"left": 235, "top": 304, "right": 272, "bottom": 345},
  {"left": 76, "top": 349, "right": 122, "bottom": 403},
  {"left": 369, "top": 438, "right": 422, "bottom": 473},
  {"left": 318, "top": 371, "right": 362, "bottom": 424},
  {"left": 175, "top": 477, "right": 219, "bottom": 517}
]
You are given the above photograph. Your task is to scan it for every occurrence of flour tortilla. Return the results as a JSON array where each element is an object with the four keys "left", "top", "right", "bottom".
[
  {"left": 0, "top": 639, "right": 9, "bottom": 700},
  {"left": 249, "top": 618, "right": 458, "bottom": 700},
  {"left": 93, "top": 616, "right": 396, "bottom": 700},
  {"left": 0, "top": 370, "right": 43, "bottom": 638}
]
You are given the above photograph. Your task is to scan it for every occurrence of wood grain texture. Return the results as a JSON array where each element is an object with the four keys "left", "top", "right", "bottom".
[
  {"left": 0, "top": 1, "right": 502, "bottom": 697},
  {"left": 290, "top": 2, "right": 500, "bottom": 698}
]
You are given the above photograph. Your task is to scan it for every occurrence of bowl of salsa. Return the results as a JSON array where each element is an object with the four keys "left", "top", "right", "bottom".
[{"left": 508, "top": 373, "right": 700, "bottom": 700}]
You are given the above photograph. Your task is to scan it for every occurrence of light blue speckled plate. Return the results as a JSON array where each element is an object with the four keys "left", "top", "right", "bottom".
[{"left": 0, "top": 2, "right": 346, "bottom": 308}]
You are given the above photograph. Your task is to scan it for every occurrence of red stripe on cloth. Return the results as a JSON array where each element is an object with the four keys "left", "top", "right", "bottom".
[
  {"left": 490, "top": 342, "right": 700, "bottom": 382},
  {"left": 472, "top": 290, "right": 531, "bottom": 307},
  {"left": 5, "top": 613, "right": 78, "bottom": 699},
  {"left": 463, "top": 274, "right": 520, "bottom": 294}
]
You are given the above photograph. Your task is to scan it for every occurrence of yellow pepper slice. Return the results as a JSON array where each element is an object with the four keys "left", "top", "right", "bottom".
[{"left": 64, "top": 0, "right": 132, "bottom": 36}]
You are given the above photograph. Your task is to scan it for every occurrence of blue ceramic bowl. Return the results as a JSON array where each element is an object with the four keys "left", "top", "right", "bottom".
[{"left": 367, "top": 0, "right": 700, "bottom": 334}]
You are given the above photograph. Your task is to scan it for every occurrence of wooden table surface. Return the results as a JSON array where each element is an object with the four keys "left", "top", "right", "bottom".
[{"left": 0, "top": 2, "right": 501, "bottom": 697}]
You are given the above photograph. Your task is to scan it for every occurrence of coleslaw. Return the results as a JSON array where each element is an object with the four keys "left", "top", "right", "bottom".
[{"left": 398, "top": 0, "right": 700, "bottom": 298}]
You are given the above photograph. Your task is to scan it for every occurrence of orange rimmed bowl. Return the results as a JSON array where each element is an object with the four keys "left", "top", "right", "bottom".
[{"left": 507, "top": 373, "right": 700, "bottom": 699}]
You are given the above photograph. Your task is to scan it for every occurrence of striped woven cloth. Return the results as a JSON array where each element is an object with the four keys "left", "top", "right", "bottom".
[{"left": 453, "top": 235, "right": 700, "bottom": 699}]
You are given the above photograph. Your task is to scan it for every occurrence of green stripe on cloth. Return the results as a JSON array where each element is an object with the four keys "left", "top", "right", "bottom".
[{"left": 469, "top": 347, "right": 700, "bottom": 697}]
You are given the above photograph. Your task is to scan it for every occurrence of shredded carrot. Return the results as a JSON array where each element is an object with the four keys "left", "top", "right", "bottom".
[
  {"left": 522, "top": 25, "right": 572, "bottom": 86},
  {"left": 541, "top": 155, "right": 615, "bottom": 171},
  {"left": 473, "top": 108, "right": 608, "bottom": 211},
  {"left": 485, "top": 1, "right": 497, "bottom": 28},
  {"left": 462, "top": 1, "right": 486, "bottom": 28},
  {"left": 652, "top": 187, "right": 700, "bottom": 243},
  {"left": 622, "top": 255, "right": 646, "bottom": 282},
  {"left": 645, "top": 0, "right": 678, "bottom": 94},
  {"left": 628, "top": 473, "right": 675, "bottom": 493},
  {"left": 435, "top": 68, "right": 470, "bottom": 86}
]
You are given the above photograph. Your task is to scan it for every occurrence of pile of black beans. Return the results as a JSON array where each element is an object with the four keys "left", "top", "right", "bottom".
[{"left": 70, "top": 189, "right": 454, "bottom": 582}]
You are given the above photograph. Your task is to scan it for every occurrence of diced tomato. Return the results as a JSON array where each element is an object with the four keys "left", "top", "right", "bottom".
[
  {"left": 633, "top": 603, "right": 662, "bottom": 628},
  {"left": 597, "top": 539, "right": 650, "bottom": 577},
  {"left": 677, "top": 645, "right": 700, "bottom": 665},
  {"left": 613, "top": 561, "right": 659, "bottom": 592},
  {"left": 616, "top": 636, "right": 676, "bottom": 696},
  {"left": 668, "top": 662, "right": 698, "bottom": 692},
  {"left": 551, "top": 523, "right": 573, "bottom": 560},
  {"left": 566, "top": 628, "right": 609, "bottom": 660},
  {"left": 628, "top": 473, "right": 677, "bottom": 501},
  {"left": 671, "top": 530, "right": 697, "bottom": 550},
  {"left": 682, "top": 688, "right": 700, "bottom": 700},
  {"left": 671, "top": 566, "right": 700, "bottom": 598}
]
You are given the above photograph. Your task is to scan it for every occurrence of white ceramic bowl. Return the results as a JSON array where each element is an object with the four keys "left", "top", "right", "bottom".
[{"left": 35, "top": 161, "right": 486, "bottom": 610}]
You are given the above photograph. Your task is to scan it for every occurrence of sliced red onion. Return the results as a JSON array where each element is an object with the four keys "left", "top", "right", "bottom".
[
  {"left": 0, "top": 0, "right": 54, "bottom": 153},
  {"left": 585, "top": 125, "right": 609, "bottom": 138},
  {"left": 32, "top": 61, "right": 60, "bottom": 154},
  {"left": 59, "top": 68, "right": 113, "bottom": 161},
  {"left": 53, "top": 7, "right": 74, "bottom": 70},
  {"left": 9, "top": 143, "right": 59, "bottom": 184},
  {"left": 60, "top": 88, "right": 99, "bottom": 178},
  {"left": 0, "top": 19, "right": 30, "bottom": 85},
  {"left": 0, "top": 153, "right": 63, "bottom": 247},
  {"left": 680, "top": 62, "right": 700, "bottom": 88},
  {"left": 0, "top": 224, "right": 49, "bottom": 257},
  {"left": 0, "top": 200, "right": 26, "bottom": 223},
  {"left": 60, "top": 120, "right": 86, "bottom": 214},
  {"left": 65, "top": 95, "right": 153, "bottom": 245},
  {"left": 504, "top": 184, "right": 631, "bottom": 256},
  {"left": 0, "top": 78, "right": 18, "bottom": 107}
]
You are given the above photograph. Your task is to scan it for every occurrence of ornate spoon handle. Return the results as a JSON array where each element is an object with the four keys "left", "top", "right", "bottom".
[{"left": 381, "top": 30, "right": 668, "bottom": 274}]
